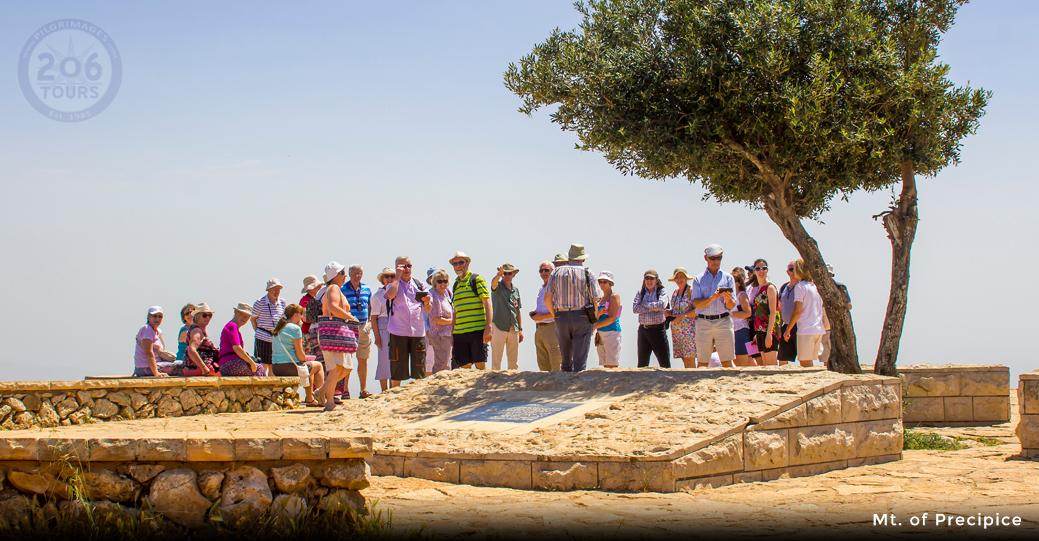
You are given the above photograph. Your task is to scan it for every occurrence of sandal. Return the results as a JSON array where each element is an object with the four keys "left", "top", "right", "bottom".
[
  {"left": 358, "top": 390, "right": 373, "bottom": 399},
  {"left": 305, "top": 400, "right": 322, "bottom": 407}
]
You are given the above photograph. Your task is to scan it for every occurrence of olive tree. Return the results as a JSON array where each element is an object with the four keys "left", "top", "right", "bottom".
[{"left": 505, "top": 0, "right": 986, "bottom": 374}]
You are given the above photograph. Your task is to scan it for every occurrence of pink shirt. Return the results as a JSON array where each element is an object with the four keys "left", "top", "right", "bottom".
[
  {"left": 134, "top": 324, "right": 163, "bottom": 368},
  {"left": 218, "top": 320, "right": 244, "bottom": 361}
]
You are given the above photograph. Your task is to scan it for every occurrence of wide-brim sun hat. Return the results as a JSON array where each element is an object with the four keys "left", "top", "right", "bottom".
[
  {"left": 597, "top": 271, "right": 615, "bottom": 285},
  {"left": 233, "top": 303, "right": 253, "bottom": 317},
  {"left": 266, "top": 278, "right": 283, "bottom": 291},
  {"left": 567, "top": 243, "right": 589, "bottom": 261},
  {"left": 324, "top": 261, "right": 346, "bottom": 283},
  {"left": 376, "top": 266, "right": 395, "bottom": 282},
  {"left": 667, "top": 267, "right": 691, "bottom": 281},
  {"left": 449, "top": 251, "right": 471, "bottom": 264},
  {"left": 501, "top": 263, "right": 519, "bottom": 274},
  {"left": 301, "top": 275, "right": 321, "bottom": 294}
]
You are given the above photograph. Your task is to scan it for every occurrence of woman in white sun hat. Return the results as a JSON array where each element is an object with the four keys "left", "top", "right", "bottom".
[{"left": 592, "top": 271, "right": 622, "bottom": 368}]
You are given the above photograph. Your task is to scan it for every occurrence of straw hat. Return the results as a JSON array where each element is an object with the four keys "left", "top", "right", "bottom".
[
  {"left": 667, "top": 267, "right": 692, "bottom": 281},
  {"left": 449, "top": 251, "right": 471, "bottom": 264},
  {"left": 193, "top": 302, "right": 213, "bottom": 315},
  {"left": 233, "top": 303, "right": 253, "bottom": 317},
  {"left": 567, "top": 244, "right": 589, "bottom": 261},
  {"left": 501, "top": 263, "right": 519, "bottom": 274},
  {"left": 376, "top": 266, "right": 395, "bottom": 282},
  {"left": 301, "top": 275, "right": 321, "bottom": 294}
]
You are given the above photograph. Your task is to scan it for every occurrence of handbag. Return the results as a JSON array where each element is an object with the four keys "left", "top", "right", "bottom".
[{"left": 317, "top": 316, "right": 358, "bottom": 353}]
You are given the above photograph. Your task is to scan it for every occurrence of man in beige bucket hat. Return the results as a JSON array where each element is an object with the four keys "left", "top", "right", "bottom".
[
  {"left": 545, "top": 243, "right": 602, "bottom": 372},
  {"left": 490, "top": 263, "right": 523, "bottom": 370}
]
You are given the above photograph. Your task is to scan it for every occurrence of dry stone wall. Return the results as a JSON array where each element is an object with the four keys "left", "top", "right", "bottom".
[
  {"left": 0, "top": 377, "right": 301, "bottom": 429},
  {"left": 1017, "top": 372, "right": 1039, "bottom": 460},
  {"left": 895, "top": 364, "right": 1010, "bottom": 425},
  {"left": 0, "top": 431, "right": 371, "bottom": 528}
]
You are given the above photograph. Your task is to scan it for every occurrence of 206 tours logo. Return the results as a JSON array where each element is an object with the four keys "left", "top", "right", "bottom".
[{"left": 18, "top": 19, "right": 122, "bottom": 122}]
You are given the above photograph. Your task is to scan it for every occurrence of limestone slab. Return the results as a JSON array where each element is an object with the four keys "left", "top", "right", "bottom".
[
  {"left": 0, "top": 437, "right": 38, "bottom": 460},
  {"left": 368, "top": 455, "right": 404, "bottom": 477},
  {"left": 232, "top": 432, "right": 282, "bottom": 461},
  {"left": 673, "top": 435, "right": 743, "bottom": 479},
  {"left": 958, "top": 370, "right": 1010, "bottom": 397},
  {"left": 753, "top": 403, "right": 807, "bottom": 430},
  {"left": 316, "top": 431, "right": 373, "bottom": 458},
  {"left": 459, "top": 460, "right": 532, "bottom": 490},
  {"left": 841, "top": 384, "right": 899, "bottom": 422},
  {"left": 904, "top": 373, "right": 959, "bottom": 397},
  {"left": 1019, "top": 381, "right": 1039, "bottom": 415},
  {"left": 805, "top": 391, "right": 843, "bottom": 425},
  {"left": 89, "top": 435, "right": 137, "bottom": 461},
  {"left": 533, "top": 461, "right": 598, "bottom": 491},
  {"left": 848, "top": 453, "right": 901, "bottom": 468},
  {"left": 786, "top": 459, "right": 848, "bottom": 479},
  {"left": 943, "top": 397, "right": 974, "bottom": 422},
  {"left": 136, "top": 435, "right": 187, "bottom": 461},
  {"left": 403, "top": 458, "right": 460, "bottom": 484},
  {"left": 903, "top": 397, "right": 944, "bottom": 422},
  {"left": 733, "top": 471, "right": 763, "bottom": 484},
  {"left": 743, "top": 429, "right": 788, "bottom": 471},
  {"left": 598, "top": 461, "right": 675, "bottom": 492},
  {"left": 273, "top": 431, "right": 327, "bottom": 460},
  {"left": 850, "top": 419, "right": 903, "bottom": 458},
  {"left": 973, "top": 397, "right": 1010, "bottom": 422},
  {"left": 185, "top": 432, "right": 235, "bottom": 461},
  {"left": 789, "top": 424, "right": 855, "bottom": 466},
  {"left": 38, "top": 437, "right": 90, "bottom": 462}
]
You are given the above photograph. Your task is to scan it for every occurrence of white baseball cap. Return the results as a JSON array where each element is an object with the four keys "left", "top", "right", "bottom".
[
  {"left": 147, "top": 306, "right": 163, "bottom": 316},
  {"left": 324, "top": 261, "right": 346, "bottom": 283}
]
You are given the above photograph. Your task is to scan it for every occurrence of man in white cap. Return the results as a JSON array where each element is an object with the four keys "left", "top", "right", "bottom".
[
  {"left": 449, "top": 251, "right": 492, "bottom": 370},
  {"left": 545, "top": 243, "right": 602, "bottom": 372},
  {"left": 252, "top": 278, "right": 287, "bottom": 375},
  {"left": 691, "top": 244, "right": 737, "bottom": 367}
]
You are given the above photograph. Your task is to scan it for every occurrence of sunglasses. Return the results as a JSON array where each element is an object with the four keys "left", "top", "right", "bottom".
[
  {"left": 539, "top": 269, "right": 552, "bottom": 273},
  {"left": 597, "top": 279, "right": 611, "bottom": 284},
  {"left": 708, "top": 256, "right": 723, "bottom": 261},
  {"left": 402, "top": 264, "right": 412, "bottom": 268},
  {"left": 436, "top": 279, "right": 448, "bottom": 284},
  {"left": 754, "top": 266, "right": 768, "bottom": 271},
  {"left": 150, "top": 314, "right": 163, "bottom": 317},
  {"left": 200, "top": 313, "right": 213, "bottom": 318},
  {"left": 384, "top": 275, "right": 396, "bottom": 280},
  {"left": 504, "top": 271, "right": 515, "bottom": 276},
  {"left": 786, "top": 267, "right": 795, "bottom": 272},
  {"left": 451, "top": 261, "right": 466, "bottom": 267}
]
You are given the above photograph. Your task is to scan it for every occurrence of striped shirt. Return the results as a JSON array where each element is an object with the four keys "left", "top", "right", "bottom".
[
  {"left": 341, "top": 281, "right": 371, "bottom": 323},
  {"left": 252, "top": 295, "right": 287, "bottom": 343},
  {"left": 692, "top": 268, "right": 735, "bottom": 316},
  {"left": 452, "top": 272, "right": 490, "bottom": 334},
  {"left": 632, "top": 287, "right": 670, "bottom": 325},
  {"left": 546, "top": 263, "right": 602, "bottom": 309}
]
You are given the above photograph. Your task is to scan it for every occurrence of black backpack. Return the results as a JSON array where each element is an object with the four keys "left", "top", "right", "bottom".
[{"left": 304, "top": 294, "right": 323, "bottom": 324}]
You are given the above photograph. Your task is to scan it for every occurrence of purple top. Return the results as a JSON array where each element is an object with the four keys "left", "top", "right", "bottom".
[
  {"left": 218, "top": 320, "right": 244, "bottom": 361},
  {"left": 134, "top": 324, "right": 162, "bottom": 368},
  {"left": 388, "top": 279, "right": 429, "bottom": 338},
  {"left": 429, "top": 288, "right": 454, "bottom": 338}
]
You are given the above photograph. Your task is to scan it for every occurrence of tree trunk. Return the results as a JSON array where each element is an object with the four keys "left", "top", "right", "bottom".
[
  {"left": 873, "top": 160, "right": 919, "bottom": 376},
  {"left": 761, "top": 190, "right": 861, "bottom": 374}
]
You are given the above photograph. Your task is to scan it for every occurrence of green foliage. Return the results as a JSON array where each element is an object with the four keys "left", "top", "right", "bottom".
[
  {"left": 505, "top": 0, "right": 988, "bottom": 219},
  {"left": 903, "top": 431, "right": 962, "bottom": 451}
]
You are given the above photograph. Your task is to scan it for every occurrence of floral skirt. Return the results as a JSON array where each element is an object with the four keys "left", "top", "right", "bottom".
[
  {"left": 671, "top": 317, "right": 697, "bottom": 358},
  {"left": 218, "top": 358, "right": 265, "bottom": 376}
]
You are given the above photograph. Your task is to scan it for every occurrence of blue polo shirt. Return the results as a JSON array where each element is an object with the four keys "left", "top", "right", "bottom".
[
  {"left": 341, "top": 281, "right": 371, "bottom": 323},
  {"left": 692, "top": 268, "right": 735, "bottom": 316}
]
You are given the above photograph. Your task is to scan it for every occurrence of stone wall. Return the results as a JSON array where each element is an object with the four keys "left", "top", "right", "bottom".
[
  {"left": 368, "top": 377, "right": 903, "bottom": 493},
  {"left": 0, "top": 431, "right": 371, "bottom": 528},
  {"left": 1017, "top": 372, "right": 1039, "bottom": 460},
  {"left": 0, "top": 377, "right": 301, "bottom": 429},
  {"left": 897, "top": 364, "right": 1010, "bottom": 425}
]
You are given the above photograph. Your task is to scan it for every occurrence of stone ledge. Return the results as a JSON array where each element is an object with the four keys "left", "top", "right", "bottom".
[
  {"left": 0, "top": 377, "right": 301, "bottom": 392},
  {"left": 0, "top": 432, "right": 372, "bottom": 462}
]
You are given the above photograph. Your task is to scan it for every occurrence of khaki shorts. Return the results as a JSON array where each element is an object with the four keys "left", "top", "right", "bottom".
[
  {"left": 797, "top": 333, "right": 823, "bottom": 362},
  {"left": 355, "top": 321, "right": 373, "bottom": 359}
]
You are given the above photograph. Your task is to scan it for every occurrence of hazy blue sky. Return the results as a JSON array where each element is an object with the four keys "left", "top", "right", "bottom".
[{"left": 1, "top": 1, "right": 1035, "bottom": 393}]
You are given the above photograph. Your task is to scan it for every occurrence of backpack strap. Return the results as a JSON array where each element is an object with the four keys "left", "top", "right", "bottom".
[{"left": 470, "top": 273, "right": 481, "bottom": 296}]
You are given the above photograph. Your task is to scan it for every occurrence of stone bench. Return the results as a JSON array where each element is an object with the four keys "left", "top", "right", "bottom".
[
  {"left": 1018, "top": 372, "right": 1039, "bottom": 460},
  {"left": 0, "top": 431, "right": 372, "bottom": 528},
  {"left": 892, "top": 364, "right": 1010, "bottom": 426},
  {"left": 0, "top": 377, "right": 301, "bottom": 429}
]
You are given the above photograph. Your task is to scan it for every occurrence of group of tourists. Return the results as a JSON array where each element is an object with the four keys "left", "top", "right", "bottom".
[{"left": 134, "top": 243, "right": 851, "bottom": 411}]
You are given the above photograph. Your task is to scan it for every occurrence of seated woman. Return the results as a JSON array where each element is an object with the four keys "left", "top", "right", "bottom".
[
  {"left": 183, "top": 303, "right": 219, "bottom": 377},
  {"left": 271, "top": 304, "right": 325, "bottom": 406},
  {"left": 218, "top": 303, "right": 266, "bottom": 376},
  {"left": 176, "top": 303, "right": 196, "bottom": 362},
  {"left": 134, "top": 306, "right": 182, "bottom": 377}
]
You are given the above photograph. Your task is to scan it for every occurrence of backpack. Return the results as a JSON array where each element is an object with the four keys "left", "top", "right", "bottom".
[
  {"left": 386, "top": 278, "right": 426, "bottom": 316},
  {"left": 304, "top": 295, "right": 323, "bottom": 324}
]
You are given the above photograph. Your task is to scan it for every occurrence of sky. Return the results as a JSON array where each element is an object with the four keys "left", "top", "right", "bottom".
[{"left": 1, "top": 1, "right": 1035, "bottom": 394}]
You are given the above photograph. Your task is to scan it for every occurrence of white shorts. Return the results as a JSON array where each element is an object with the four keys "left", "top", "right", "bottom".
[
  {"left": 324, "top": 350, "right": 356, "bottom": 371},
  {"left": 797, "top": 334, "right": 823, "bottom": 362}
]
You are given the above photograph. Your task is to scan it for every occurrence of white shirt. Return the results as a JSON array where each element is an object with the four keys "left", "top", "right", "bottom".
[{"left": 794, "top": 281, "right": 825, "bottom": 335}]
